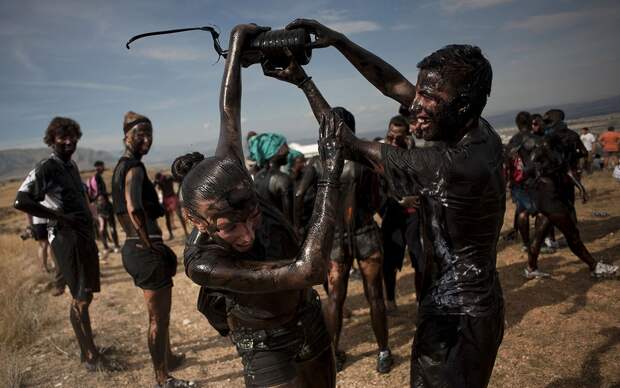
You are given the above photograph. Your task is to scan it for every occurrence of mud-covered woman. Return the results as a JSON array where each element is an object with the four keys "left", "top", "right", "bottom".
[{"left": 175, "top": 24, "right": 341, "bottom": 388}]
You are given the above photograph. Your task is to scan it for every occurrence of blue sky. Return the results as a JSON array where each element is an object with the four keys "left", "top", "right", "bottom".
[{"left": 1, "top": 0, "right": 619, "bottom": 156}]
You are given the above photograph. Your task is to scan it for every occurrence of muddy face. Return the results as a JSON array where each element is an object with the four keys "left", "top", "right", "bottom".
[
  {"left": 271, "top": 143, "right": 290, "bottom": 167},
  {"left": 125, "top": 124, "right": 153, "bottom": 156},
  {"left": 386, "top": 124, "right": 409, "bottom": 149},
  {"left": 212, "top": 205, "right": 262, "bottom": 252},
  {"left": 52, "top": 132, "right": 78, "bottom": 160},
  {"left": 409, "top": 70, "right": 462, "bottom": 142}
]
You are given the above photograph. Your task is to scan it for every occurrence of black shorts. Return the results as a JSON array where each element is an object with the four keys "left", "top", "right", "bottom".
[
  {"left": 122, "top": 239, "right": 177, "bottom": 290},
  {"left": 411, "top": 307, "right": 505, "bottom": 388},
  {"left": 330, "top": 223, "right": 382, "bottom": 262},
  {"left": 32, "top": 223, "right": 49, "bottom": 241},
  {"left": 231, "top": 290, "right": 332, "bottom": 387},
  {"left": 50, "top": 226, "right": 100, "bottom": 300}
]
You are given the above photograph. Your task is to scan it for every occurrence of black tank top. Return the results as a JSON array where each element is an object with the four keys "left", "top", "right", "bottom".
[{"left": 111, "top": 156, "right": 164, "bottom": 219}]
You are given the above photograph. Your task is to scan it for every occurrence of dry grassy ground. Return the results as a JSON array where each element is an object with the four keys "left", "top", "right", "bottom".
[{"left": 0, "top": 170, "right": 618, "bottom": 388}]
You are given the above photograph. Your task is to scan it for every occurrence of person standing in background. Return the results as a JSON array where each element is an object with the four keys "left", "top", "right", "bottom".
[
  {"left": 599, "top": 126, "right": 620, "bottom": 169},
  {"left": 579, "top": 127, "right": 596, "bottom": 174}
]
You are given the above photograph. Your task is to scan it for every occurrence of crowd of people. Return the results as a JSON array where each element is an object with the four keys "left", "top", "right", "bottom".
[{"left": 12, "top": 20, "right": 619, "bottom": 388}]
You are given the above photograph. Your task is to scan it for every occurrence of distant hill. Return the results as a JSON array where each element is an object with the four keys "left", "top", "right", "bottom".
[
  {"left": 0, "top": 148, "right": 119, "bottom": 181},
  {"left": 2, "top": 95, "right": 618, "bottom": 177},
  {"left": 288, "top": 94, "right": 620, "bottom": 147}
]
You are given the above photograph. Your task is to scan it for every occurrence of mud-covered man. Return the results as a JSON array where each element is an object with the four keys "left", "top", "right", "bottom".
[
  {"left": 14, "top": 117, "right": 121, "bottom": 371},
  {"left": 112, "top": 112, "right": 191, "bottom": 388},
  {"left": 380, "top": 115, "right": 423, "bottom": 310},
  {"left": 521, "top": 112, "right": 618, "bottom": 279},
  {"left": 263, "top": 61, "right": 393, "bottom": 373},
  {"left": 268, "top": 19, "right": 506, "bottom": 387}
]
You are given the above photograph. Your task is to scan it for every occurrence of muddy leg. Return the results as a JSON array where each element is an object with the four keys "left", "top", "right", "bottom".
[
  {"left": 358, "top": 253, "right": 389, "bottom": 352},
  {"left": 144, "top": 287, "right": 172, "bottom": 385}
]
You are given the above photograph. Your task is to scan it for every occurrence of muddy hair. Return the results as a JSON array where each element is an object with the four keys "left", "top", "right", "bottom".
[
  {"left": 544, "top": 109, "right": 565, "bottom": 122},
  {"left": 123, "top": 111, "right": 152, "bottom": 133},
  {"left": 389, "top": 115, "right": 409, "bottom": 130},
  {"left": 171, "top": 153, "right": 252, "bottom": 220},
  {"left": 515, "top": 111, "right": 532, "bottom": 130},
  {"left": 332, "top": 106, "right": 355, "bottom": 134},
  {"left": 398, "top": 104, "right": 411, "bottom": 118},
  {"left": 43, "top": 117, "right": 82, "bottom": 146},
  {"left": 417, "top": 44, "right": 492, "bottom": 118}
]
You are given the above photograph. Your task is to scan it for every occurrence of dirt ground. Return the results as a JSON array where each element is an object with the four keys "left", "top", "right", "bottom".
[{"left": 0, "top": 170, "right": 618, "bottom": 388}]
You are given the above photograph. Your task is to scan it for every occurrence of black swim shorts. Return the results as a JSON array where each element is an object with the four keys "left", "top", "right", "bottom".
[
  {"left": 121, "top": 239, "right": 177, "bottom": 290},
  {"left": 32, "top": 223, "right": 49, "bottom": 241},
  {"left": 50, "top": 225, "right": 100, "bottom": 300},
  {"left": 330, "top": 223, "right": 382, "bottom": 262},
  {"left": 231, "top": 290, "right": 332, "bottom": 387}
]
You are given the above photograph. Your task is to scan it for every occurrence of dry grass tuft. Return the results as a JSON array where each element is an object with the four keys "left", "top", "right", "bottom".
[
  {"left": 0, "top": 234, "right": 49, "bottom": 387},
  {"left": 0, "top": 353, "right": 25, "bottom": 388}
]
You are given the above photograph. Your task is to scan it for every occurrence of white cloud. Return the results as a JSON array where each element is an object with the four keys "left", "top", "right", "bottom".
[
  {"left": 314, "top": 9, "right": 381, "bottom": 34},
  {"left": 134, "top": 47, "right": 211, "bottom": 62},
  {"left": 505, "top": 10, "right": 583, "bottom": 32},
  {"left": 317, "top": 9, "right": 350, "bottom": 22},
  {"left": 391, "top": 23, "right": 415, "bottom": 31},
  {"left": 146, "top": 98, "right": 180, "bottom": 112},
  {"left": 17, "top": 80, "right": 131, "bottom": 92},
  {"left": 325, "top": 20, "right": 381, "bottom": 34},
  {"left": 505, "top": 7, "right": 618, "bottom": 32},
  {"left": 440, "top": 0, "right": 513, "bottom": 12},
  {"left": 13, "top": 45, "right": 43, "bottom": 76}
]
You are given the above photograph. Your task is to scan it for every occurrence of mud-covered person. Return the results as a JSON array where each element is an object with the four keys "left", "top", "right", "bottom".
[
  {"left": 262, "top": 57, "right": 394, "bottom": 373},
  {"left": 380, "top": 115, "right": 423, "bottom": 310},
  {"left": 89, "top": 160, "right": 120, "bottom": 255},
  {"left": 504, "top": 112, "right": 536, "bottom": 250},
  {"left": 277, "top": 19, "right": 506, "bottom": 387},
  {"left": 111, "top": 111, "right": 192, "bottom": 388},
  {"left": 521, "top": 115, "right": 618, "bottom": 279},
  {"left": 154, "top": 171, "right": 188, "bottom": 240},
  {"left": 14, "top": 117, "right": 121, "bottom": 371},
  {"left": 177, "top": 24, "right": 340, "bottom": 387},
  {"left": 248, "top": 132, "right": 295, "bottom": 223}
]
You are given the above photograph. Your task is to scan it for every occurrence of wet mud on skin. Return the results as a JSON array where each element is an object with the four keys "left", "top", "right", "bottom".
[{"left": 0, "top": 170, "right": 617, "bottom": 387}]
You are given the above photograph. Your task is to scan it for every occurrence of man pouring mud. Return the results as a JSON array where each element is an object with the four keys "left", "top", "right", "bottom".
[{"left": 267, "top": 19, "right": 506, "bottom": 387}]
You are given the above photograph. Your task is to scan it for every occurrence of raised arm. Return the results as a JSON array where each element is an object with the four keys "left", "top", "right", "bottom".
[
  {"left": 124, "top": 166, "right": 151, "bottom": 248},
  {"left": 262, "top": 56, "right": 384, "bottom": 172},
  {"left": 186, "top": 111, "right": 344, "bottom": 293},
  {"left": 215, "top": 24, "right": 269, "bottom": 162},
  {"left": 262, "top": 54, "right": 330, "bottom": 122},
  {"left": 287, "top": 18, "right": 416, "bottom": 107}
]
